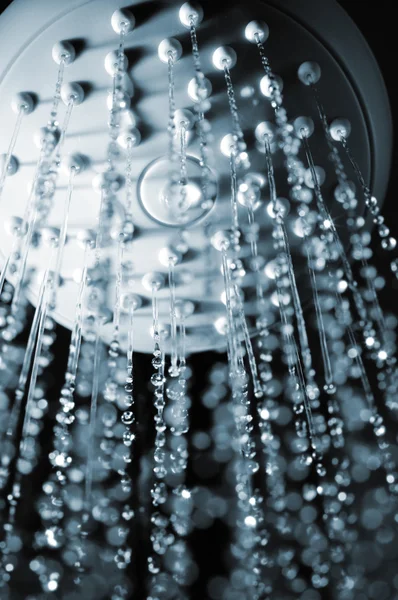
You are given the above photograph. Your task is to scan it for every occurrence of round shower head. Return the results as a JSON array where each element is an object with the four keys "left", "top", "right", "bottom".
[{"left": 0, "top": 0, "right": 392, "bottom": 353}]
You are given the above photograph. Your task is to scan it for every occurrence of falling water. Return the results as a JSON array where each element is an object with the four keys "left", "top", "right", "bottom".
[
  {"left": 307, "top": 79, "right": 348, "bottom": 184},
  {"left": 169, "top": 325, "right": 189, "bottom": 441},
  {"left": 255, "top": 33, "right": 338, "bottom": 416},
  {"left": 301, "top": 128, "right": 398, "bottom": 417},
  {"left": 268, "top": 149, "right": 311, "bottom": 365},
  {"left": 0, "top": 254, "right": 10, "bottom": 298},
  {"left": 212, "top": 227, "right": 265, "bottom": 593},
  {"left": 166, "top": 306, "right": 191, "bottom": 591},
  {"left": 151, "top": 284, "right": 161, "bottom": 371},
  {"left": 220, "top": 247, "right": 261, "bottom": 559},
  {"left": 84, "top": 322, "right": 103, "bottom": 512},
  {"left": 188, "top": 17, "right": 205, "bottom": 94},
  {"left": 364, "top": 272, "right": 387, "bottom": 342},
  {"left": 46, "top": 243, "right": 91, "bottom": 577},
  {"left": 5, "top": 49, "right": 72, "bottom": 323},
  {"left": 113, "top": 235, "right": 125, "bottom": 344},
  {"left": 300, "top": 134, "right": 376, "bottom": 336},
  {"left": 246, "top": 201, "right": 264, "bottom": 304},
  {"left": 20, "top": 277, "right": 52, "bottom": 453},
  {"left": 3, "top": 266, "right": 51, "bottom": 451},
  {"left": 308, "top": 81, "right": 391, "bottom": 347},
  {"left": 291, "top": 331, "right": 319, "bottom": 463},
  {"left": 117, "top": 28, "right": 127, "bottom": 76},
  {"left": 264, "top": 137, "right": 320, "bottom": 401},
  {"left": 75, "top": 34, "right": 127, "bottom": 543},
  {"left": 49, "top": 59, "right": 65, "bottom": 128},
  {"left": 341, "top": 304, "right": 377, "bottom": 410},
  {"left": 125, "top": 140, "right": 134, "bottom": 219},
  {"left": 340, "top": 136, "right": 376, "bottom": 205},
  {"left": 234, "top": 283, "right": 263, "bottom": 398},
  {"left": 111, "top": 295, "right": 136, "bottom": 575},
  {"left": 148, "top": 287, "right": 169, "bottom": 581},
  {"left": 335, "top": 291, "right": 398, "bottom": 494},
  {"left": 274, "top": 262, "right": 318, "bottom": 465},
  {"left": 11, "top": 95, "right": 76, "bottom": 319},
  {"left": 279, "top": 220, "right": 313, "bottom": 374},
  {"left": 94, "top": 187, "right": 108, "bottom": 268},
  {"left": 168, "top": 53, "right": 177, "bottom": 167},
  {"left": 255, "top": 317, "right": 290, "bottom": 586},
  {"left": 263, "top": 136, "right": 276, "bottom": 204},
  {"left": 68, "top": 252, "right": 94, "bottom": 386},
  {"left": 177, "top": 304, "right": 186, "bottom": 373},
  {"left": 188, "top": 17, "right": 212, "bottom": 203},
  {"left": 36, "top": 299, "right": 86, "bottom": 581},
  {"left": 74, "top": 315, "right": 104, "bottom": 578},
  {"left": 221, "top": 245, "right": 239, "bottom": 375},
  {"left": 20, "top": 147, "right": 46, "bottom": 236},
  {"left": 223, "top": 63, "right": 245, "bottom": 148},
  {"left": 109, "top": 29, "right": 126, "bottom": 140},
  {"left": 10, "top": 208, "right": 38, "bottom": 320},
  {"left": 229, "top": 362, "right": 262, "bottom": 598},
  {"left": 51, "top": 167, "right": 76, "bottom": 309},
  {"left": 303, "top": 86, "right": 398, "bottom": 404},
  {"left": 125, "top": 302, "right": 135, "bottom": 414},
  {"left": 57, "top": 100, "right": 75, "bottom": 160},
  {"left": 254, "top": 32, "right": 290, "bottom": 139},
  {"left": 0, "top": 266, "right": 53, "bottom": 582},
  {"left": 0, "top": 109, "right": 24, "bottom": 199},
  {"left": 1, "top": 7, "right": 398, "bottom": 598},
  {"left": 168, "top": 259, "right": 179, "bottom": 377},
  {"left": 254, "top": 33, "right": 272, "bottom": 78},
  {"left": 95, "top": 30, "right": 128, "bottom": 270},
  {"left": 119, "top": 297, "right": 136, "bottom": 457},
  {"left": 222, "top": 58, "right": 248, "bottom": 251},
  {"left": 229, "top": 146, "right": 240, "bottom": 251},
  {"left": 178, "top": 122, "right": 188, "bottom": 214},
  {"left": 115, "top": 28, "right": 127, "bottom": 100},
  {"left": 254, "top": 35, "right": 338, "bottom": 459},
  {"left": 302, "top": 222, "right": 335, "bottom": 392}
]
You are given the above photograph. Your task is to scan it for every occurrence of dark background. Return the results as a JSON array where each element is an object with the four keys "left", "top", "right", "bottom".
[
  {"left": 339, "top": 0, "right": 398, "bottom": 260},
  {"left": 335, "top": 0, "right": 398, "bottom": 329}
]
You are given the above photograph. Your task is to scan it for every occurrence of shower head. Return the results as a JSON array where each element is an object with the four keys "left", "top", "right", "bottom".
[{"left": 0, "top": 0, "right": 392, "bottom": 353}]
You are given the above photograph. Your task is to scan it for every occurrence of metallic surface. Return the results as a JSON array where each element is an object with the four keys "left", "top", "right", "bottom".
[{"left": 0, "top": 0, "right": 392, "bottom": 353}]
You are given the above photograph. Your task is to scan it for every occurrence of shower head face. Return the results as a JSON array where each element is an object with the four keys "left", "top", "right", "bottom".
[{"left": 0, "top": 0, "right": 391, "bottom": 353}]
